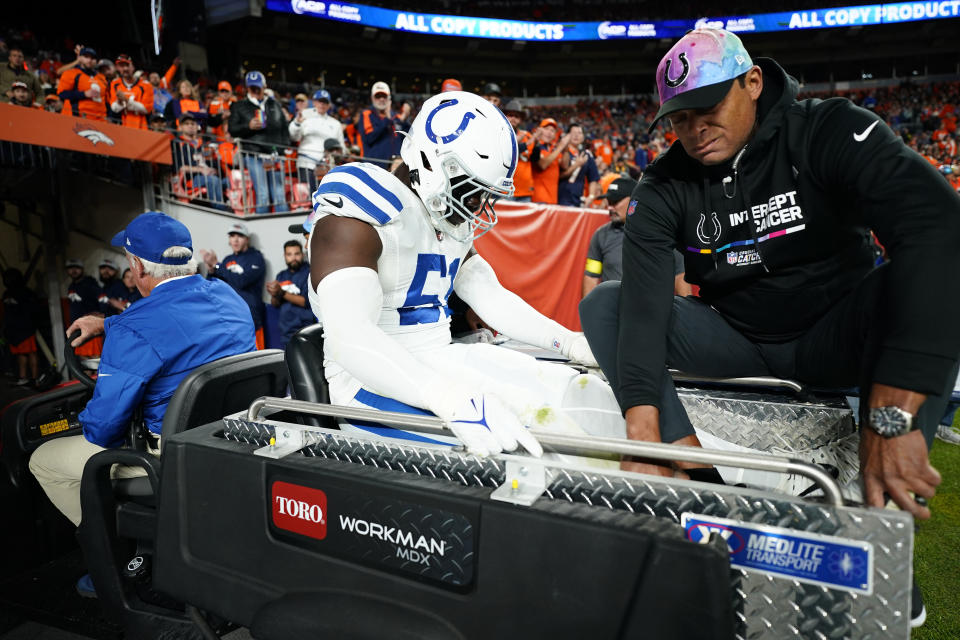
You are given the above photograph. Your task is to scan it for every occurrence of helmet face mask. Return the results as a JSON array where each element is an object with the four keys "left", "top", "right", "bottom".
[{"left": 401, "top": 91, "right": 517, "bottom": 242}]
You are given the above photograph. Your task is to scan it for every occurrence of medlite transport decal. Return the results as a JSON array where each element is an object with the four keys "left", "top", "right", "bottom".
[
  {"left": 269, "top": 479, "right": 476, "bottom": 587},
  {"left": 681, "top": 513, "right": 873, "bottom": 595}
]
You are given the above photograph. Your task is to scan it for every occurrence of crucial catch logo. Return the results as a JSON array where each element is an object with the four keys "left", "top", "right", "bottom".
[{"left": 682, "top": 513, "right": 874, "bottom": 595}]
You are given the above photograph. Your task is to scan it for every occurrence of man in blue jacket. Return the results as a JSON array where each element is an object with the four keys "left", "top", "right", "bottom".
[
  {"left": 200, "top": 222, "right": 267, "bottom": 349},
  {"left": 30, "top": 211, "right": 255, "bottom": 528},
  {"left": 359, "top": 81, "right": 410, "bottom": 165}
]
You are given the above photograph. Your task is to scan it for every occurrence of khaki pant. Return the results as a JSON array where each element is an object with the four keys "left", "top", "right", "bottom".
[{"left": 29, "top": 435, "right": 154, "bottom": 526}]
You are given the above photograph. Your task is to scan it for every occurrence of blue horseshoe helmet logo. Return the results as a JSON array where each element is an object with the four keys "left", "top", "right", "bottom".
[{"left": 425, "top": 99, "right": 476, "bottom": 145}]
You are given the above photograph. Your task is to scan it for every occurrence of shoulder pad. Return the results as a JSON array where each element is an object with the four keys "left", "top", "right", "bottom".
[{"left": 309, "top": 163, "right": 406, "bottom": 229}]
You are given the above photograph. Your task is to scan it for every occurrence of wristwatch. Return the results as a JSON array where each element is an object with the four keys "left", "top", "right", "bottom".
[{"left": 867, "top": 406, "right": 919, "bottom": 438}]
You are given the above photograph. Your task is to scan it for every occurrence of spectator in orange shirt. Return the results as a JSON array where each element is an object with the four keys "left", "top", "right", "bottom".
[
  {"left": 164, "top": 79, "right": 207, "bottom": 129},
  {"left": 44, "top": 93, "right": 63, "bottom": 114},
  {"left": 109, "top": 55, "right": 153, "bottom": 129},
  {"left": 503, "top": 99, "right": 536, "bottom": 202},
  {"left": 531, "top": 118, "right": 571, "bottom": 204},
  {"left": 96, "top": 59, "right": 120, "bottom": 124},
  {"left": 57, "top": 47, "right": 106, "bottom": 120},
  {"left": 208, "top": 80, "right": 235, "bottom": 140}
]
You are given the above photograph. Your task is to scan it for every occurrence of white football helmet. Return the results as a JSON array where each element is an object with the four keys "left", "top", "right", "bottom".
[{"left": 401, "top": 91, "right": 517, "bottom": 242}]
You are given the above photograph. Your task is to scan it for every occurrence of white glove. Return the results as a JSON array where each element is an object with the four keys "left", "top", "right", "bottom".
[
  {"left": 226, "top": 262, "right": 245, "bottom": 274},
  {"left": 436, "top": 394, "right": 543, "bottom": 458},
  {"left": 280, "top": 282, "right": 301, "bottom": 294},
  {"left": 562, "top": 334, "right": 598, "bottom": 367}
]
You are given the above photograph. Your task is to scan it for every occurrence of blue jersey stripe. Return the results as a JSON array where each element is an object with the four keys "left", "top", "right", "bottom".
[
  {"left": 347, "top": 421, "right": 452, "bottom": 446},
  {"left": 314, "top": 182, "right": 391, "bottom": 225},
  {"left": 397, "top": 306, "right": 442, "bottom": 326},
  {"left": 329, "top": 165, "right": 403, "bottom": 212},
  {"left": 352, "top": 389, "right": 452, "bottom": 446},
  {"left": 355, "top": 388, "right": 433, "bottom": 415}
]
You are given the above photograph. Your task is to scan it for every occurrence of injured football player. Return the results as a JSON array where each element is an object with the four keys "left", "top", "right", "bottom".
[{"left": 304, "top": 91, "right": 635, "bottom": 459}]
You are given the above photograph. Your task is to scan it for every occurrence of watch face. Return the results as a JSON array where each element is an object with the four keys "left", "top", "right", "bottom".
[{"left": 870, "top": 407, "right": 912, "bottom": 437}]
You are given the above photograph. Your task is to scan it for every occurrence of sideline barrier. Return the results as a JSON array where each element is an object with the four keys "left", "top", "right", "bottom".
[
  {"left": 0, "top": 103, "right": 171, "bottom": 164},
  {"left": 476, "top": 201, "right": 609, "bottom": 331}
]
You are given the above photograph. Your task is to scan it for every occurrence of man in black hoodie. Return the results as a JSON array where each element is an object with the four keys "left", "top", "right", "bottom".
[{"left": 580, "top": 29, "right": 960, "bottom": 525}]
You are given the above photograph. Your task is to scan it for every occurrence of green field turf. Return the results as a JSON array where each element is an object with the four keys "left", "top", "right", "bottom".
[{"left": 912, "top": 434, "right": 960, "bottom": 639}]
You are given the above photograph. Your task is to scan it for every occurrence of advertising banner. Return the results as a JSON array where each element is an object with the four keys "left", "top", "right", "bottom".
[
  {"left": 267, "top": 0, "right": 960, "bottom": 41},
  {"left": 0, "top": 104, "right": 172, "bottom": 165}
]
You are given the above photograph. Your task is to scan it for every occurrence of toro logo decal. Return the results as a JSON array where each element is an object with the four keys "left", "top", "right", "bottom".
[{"left": 272, "top": 480, "right": 327, "bottom": 540}]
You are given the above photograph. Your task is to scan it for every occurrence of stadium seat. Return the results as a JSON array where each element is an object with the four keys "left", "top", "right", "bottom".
[
  {"left": 284, "top": 324, "right": 337, "bottom": 429},
  {"left": 76, "top": 349, "right": 288, "bottom": 626}
]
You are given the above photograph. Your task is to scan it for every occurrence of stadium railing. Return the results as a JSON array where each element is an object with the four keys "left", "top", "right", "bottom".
[{"left": 156, "top": 134, "right": 391, "bottom": 217}]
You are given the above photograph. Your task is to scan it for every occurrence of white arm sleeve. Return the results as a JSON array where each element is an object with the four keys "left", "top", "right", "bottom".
[
  {"left": 454, "top": 255, "right": 577, "bottom": 354},
  {"left": 311, "top": 266, "right": 460, "bottom": 416},
  {"left": 289, "top": 119, "right": 304, "bottom": 141}
]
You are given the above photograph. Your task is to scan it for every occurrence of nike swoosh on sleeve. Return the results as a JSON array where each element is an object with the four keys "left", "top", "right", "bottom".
[{"left": 853, "top": 120, "right": 879, "bottom": 142}]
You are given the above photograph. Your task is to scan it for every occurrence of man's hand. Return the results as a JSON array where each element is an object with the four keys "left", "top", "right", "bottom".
[
  {"left": 438, "top": 394, "right": 543, "bottom": 458},
  {"left": 198, "top": 249, "right": 218, "bottom": 271},
  {"left": 561, "top": 334, "right": 598, "bottom": 367},
  {"left": 860, "top": 429, "right": 940, "bottom": 518},
  {"left": 249, "top": 117, "right": 265, "bottom": 130},
  {"left": 265, "top": 280, "right": 281, "bottom": 296},
  {"left": 66, "top": 315, "right": 105, "bottom": 346},
  {"left": 398, "top": 103, "right": 411, "bottom": 121},
  {"left": 465, "top": 307, "right": 490, "bottom": 332}
]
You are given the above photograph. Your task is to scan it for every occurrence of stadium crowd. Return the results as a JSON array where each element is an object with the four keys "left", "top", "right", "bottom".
[{"left": 2, "top": 27, "right": 958, "bottom": 215}]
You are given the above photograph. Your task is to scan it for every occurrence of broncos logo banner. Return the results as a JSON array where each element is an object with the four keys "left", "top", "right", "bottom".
[{"left": 0, "top": 103, "right": 172, "bottom": 164}]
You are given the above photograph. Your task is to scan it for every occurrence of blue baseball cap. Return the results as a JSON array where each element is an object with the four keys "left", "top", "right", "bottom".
[
  {"left": 245, "top": 71, "right": 266, "bottom": 88},
  {"left": 111, "top": 212, "right": 193, "bottom": 265},
  {"left": 312, "top": 89, "right": 331, "bottom": 102},
  {"left": 78, "top": 47, "right": 97, "bottom": 57}
]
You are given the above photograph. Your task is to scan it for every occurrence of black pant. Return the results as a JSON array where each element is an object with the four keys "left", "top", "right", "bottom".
[{"left": 579, "top": 268, "right": 956, "bottom": 446}]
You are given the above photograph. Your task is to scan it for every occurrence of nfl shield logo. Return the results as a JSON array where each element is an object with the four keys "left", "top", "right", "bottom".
[
  {"left": 726, "top": 253, "right": 738, "bottom": 265},
  {"left": 627, "top": 200, "right": 637, "bottom": 216}
]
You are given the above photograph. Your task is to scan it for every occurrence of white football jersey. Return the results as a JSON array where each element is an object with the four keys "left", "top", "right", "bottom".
[{"left": 306, "top": 162, "right": 474, "bottom": 392}]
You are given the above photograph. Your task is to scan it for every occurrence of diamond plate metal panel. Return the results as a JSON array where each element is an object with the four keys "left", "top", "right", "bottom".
[
  {"left": 220, "top": 416, "right": 912, "bottom": 639},
  {"left": 678, "top": 387, "right": 855, "bottom": 452}
]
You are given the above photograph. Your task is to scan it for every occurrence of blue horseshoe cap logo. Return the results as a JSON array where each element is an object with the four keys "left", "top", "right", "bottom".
[{"left": 425, "top": 99, "right": 476, "bottom": 145}]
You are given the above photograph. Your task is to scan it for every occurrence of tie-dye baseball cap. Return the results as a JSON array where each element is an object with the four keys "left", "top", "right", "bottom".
[{"left": 649, "top": 28, "right": 753, "bottom": 132}]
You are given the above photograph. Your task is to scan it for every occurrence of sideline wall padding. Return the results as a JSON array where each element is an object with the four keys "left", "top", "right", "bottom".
[{"left": 476, "top": 202, "right": 609, "bottom": 331}]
